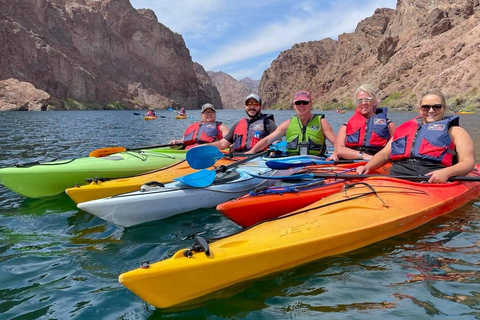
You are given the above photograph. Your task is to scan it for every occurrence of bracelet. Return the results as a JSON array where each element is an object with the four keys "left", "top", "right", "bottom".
[{"left": 358, "top": 151, "right": 364, "bottom": 159}]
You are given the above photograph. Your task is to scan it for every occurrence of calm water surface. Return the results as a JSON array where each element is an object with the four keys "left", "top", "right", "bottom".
[{"left": 1, "top": 110, "right": 480, "bottom": 319}]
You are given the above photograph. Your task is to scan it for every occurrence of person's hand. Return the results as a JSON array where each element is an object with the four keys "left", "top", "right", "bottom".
[
  {"left": 326, "top": 152, "right": 339, "bottom": 161},
  {"left": 425, "top": 169, "right": 450, "bottom": 184},
  {"left": 169, "top": 140, "right": 177, "bottom": 145},
  {"left": 356, "top": 165, "right": 369, "bottom": 174}
]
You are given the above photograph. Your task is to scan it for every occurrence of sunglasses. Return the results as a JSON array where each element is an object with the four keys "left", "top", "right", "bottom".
[
  {"left": 246, "top": 102, "right": 260, "bottom": 107},
  {"left": 356, "top": 97, "right": 373, "bottom": 104},
  {"left": 420, "top": 104, "right": 443, "bottom": 111},
  {"left": 294, "top": 101, "right": 310, "bottom": 106}
]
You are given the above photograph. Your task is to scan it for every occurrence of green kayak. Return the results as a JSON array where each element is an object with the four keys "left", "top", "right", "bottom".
[{"left": 0, "top": 147, "right": 186, "bottom": 198}]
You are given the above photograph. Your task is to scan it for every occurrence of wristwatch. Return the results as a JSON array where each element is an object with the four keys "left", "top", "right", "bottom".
[{"left": 358, "top": 151, "right": 364, "bottom": 159}]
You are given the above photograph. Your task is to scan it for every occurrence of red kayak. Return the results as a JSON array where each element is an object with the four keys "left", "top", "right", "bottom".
[{"left": 217, "top": 162, "right": 390, "bottom": 227}]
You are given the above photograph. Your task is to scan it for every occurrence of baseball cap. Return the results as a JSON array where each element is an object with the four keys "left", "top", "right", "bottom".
[
  {"left": 245, "top": 93, "right": 261, "bottom": 105},
  {"left": 201, "top": 103, "right": 215, "bottom": 113},
  {"left": 293, "top": 90, "right": 312, "bottom": 103}
]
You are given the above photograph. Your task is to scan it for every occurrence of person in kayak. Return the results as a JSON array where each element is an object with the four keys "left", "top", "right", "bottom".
[
  {"left": 357, "top": 88, "right": 475, "bottom": 183},
  {"left": 178, "top": 107, "right": 186, "bottom": 116},
  {"left": 169, "top": 103, "right": 229, "bottom": 149},
  {"left": 207, "top": 93, "right": 277, "bottom": 152},
  {"left": 335, "top": 84, "right": 397, "bottom": 160},
  {"left": 145, "top": 108, "right": 156, "bottom": 117},
  {"left": 246, "top": 90, "right": 338, "bottom": 159}
]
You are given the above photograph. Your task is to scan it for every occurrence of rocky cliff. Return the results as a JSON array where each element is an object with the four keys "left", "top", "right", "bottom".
[
  {"left": 0, "top": 0, "right": 221, "bottom": 110},
  {"left": 207, "top": 71, "right": 253, "bottom": 109},
  {"left": 260, "top": 0, "right": 480, "bottom": 109}
]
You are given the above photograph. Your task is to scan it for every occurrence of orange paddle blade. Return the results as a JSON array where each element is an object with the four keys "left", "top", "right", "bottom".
[{"left": 89, "top": 147, "right": 127, "bottom": 157}]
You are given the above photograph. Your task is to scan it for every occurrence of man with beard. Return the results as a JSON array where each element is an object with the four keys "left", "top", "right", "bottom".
[{"left": 208, "top": 94, "right": 277, "bottom": 152}]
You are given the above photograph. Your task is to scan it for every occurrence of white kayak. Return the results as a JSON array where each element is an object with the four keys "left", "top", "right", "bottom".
[{"left": 77, "top": 157, "right": 297, "bottom": 227}]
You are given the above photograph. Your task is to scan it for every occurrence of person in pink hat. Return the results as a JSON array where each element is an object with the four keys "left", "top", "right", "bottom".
[{"left": 247, "top": 90, "right": 337, "bottom": 159}]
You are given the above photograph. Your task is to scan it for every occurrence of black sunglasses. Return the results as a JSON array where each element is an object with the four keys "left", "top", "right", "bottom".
[
  {"left": 420, "top": 104, "right": 444, "bottom": 111},
  {"left": 294, "top": 101, "right": 310, "bottom": 106}
]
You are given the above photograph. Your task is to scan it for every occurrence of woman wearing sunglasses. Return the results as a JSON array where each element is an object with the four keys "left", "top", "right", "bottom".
[
  {"left": 335, "top": 84, "right": 397, "bottom": 160},
  {"left": 246, "top": 90, "right": 337, "bottom": 159},
  {"left": 357, "top": 88, "right": 475, "bottom": 183}
]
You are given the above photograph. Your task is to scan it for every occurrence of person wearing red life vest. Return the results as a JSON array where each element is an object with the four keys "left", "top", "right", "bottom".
[
  {"left": 336, "top": 84, "right": 397, "bottom": 160},
  {"left": 169, "top": 103, "right": 229, "bottom": 149},
  {"left": 357, "top": 88, "right": 475, "bottom": 183},
  {"left": 208, "top": 94, "right": 277, "bottom": 152},
  {"left": 145, "top": 108, "right": 156, "bottom": 117}
]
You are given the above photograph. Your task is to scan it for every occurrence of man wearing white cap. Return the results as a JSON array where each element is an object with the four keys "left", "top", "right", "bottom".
[
  {"left": 169, "top": 103, "right": 229, "bottom": 149},
  {"left": 209, "top": 94, "right": 277, "bottom": 152},
  {"left": 247, "top": 90, "right": 338, "bottom": 159}
]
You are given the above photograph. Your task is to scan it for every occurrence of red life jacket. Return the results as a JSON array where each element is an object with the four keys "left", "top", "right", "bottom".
[
  {"left": 389, "top": 116, "right": 458, "bottom": 166},
  {"left": 232, "top": 114, "right": 273, "bottom": 152},
  {"left": 183, "top": 121, "right": 223, "bottom": 148},
  {"left": 345, "top": 107, "right": 390, "bottom": 154}
]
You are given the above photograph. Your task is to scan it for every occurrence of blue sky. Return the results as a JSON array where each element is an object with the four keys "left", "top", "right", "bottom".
[{"left": 130, "top": 0, "right": 397, "bottom": 81}]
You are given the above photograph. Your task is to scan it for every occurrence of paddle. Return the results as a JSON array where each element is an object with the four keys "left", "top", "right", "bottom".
[
  {"left": 187, "top": 143, "right": 286, "bottom": 170},
  {"left": 268, "top": 173, "right": 480, "bottom": 181},
  {"left": 175, "top": 150, "right": 269, "bottom": 187},
  {"left": 186, "top": 145, "right": 226, "bottom": 169},
  {"left": 89, "top": 143, "right": 182, "bottom": 157},
  {"left": 266, "top": 156, "right": 366, "bottom": 169},
  {"left": 252, "top": 172, "right": 480, "bottom": 182},
  {"left": 133, "top": 112, "right": 141, "bottom": 115}
]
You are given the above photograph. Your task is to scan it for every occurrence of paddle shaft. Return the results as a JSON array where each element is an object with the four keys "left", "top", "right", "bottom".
[
  {"left": 310, "top": 173, "right": 480, "bottom": 181},
  {"left": 89, "top": 143, "right": 182, "bottom": 157},
  {"left": 124, "top": 143, "right": 181, "bottom": 152},
  {"left": 214, "top": 150, "right": 270, "bottom": 173}
]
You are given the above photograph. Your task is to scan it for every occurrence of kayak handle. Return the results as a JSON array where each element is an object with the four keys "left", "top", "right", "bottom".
[{"left": 184, "top": 236, "right": 210, "bottom": 257}]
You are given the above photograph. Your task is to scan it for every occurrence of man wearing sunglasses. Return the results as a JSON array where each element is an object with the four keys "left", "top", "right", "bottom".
[
  {"left": 208, "top": 93, "right": 277, "bottom": 152},
  {"left": 247, "top": 90, "right": 337, "bottom": 159},
  {"left": 357, "top": 88, "right": 475, "bottom": 183}
]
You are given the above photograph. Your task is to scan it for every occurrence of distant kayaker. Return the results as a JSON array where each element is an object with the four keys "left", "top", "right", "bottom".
[
  {"left": 246, "top": 90, "right": 338, "bottom": 159},
  {"left": 145, "top": 108, "right": 156, "bottom": 117},
  {"left": 207, "top": 94, "right": 277, "bottom": 152},
  {"left": 335, "top": 84, "right": 397, "bottom": 160},
  {"left": 169, "top": 103, "right": 229, "bottom": 149},
  {"left": 357, "top": 88, "right": 475, "bottom": 183},
  {"left": 178, "top": 107, "right": 186, "bottom": 116}
]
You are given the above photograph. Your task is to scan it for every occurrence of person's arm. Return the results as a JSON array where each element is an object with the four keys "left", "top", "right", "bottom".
[
  {"left": 356, "top": 140, "right": 392, "bottom": 174},
  {"left": 425, "top": 127, "right": 475, "bottom": 183},
  {"left": 245, "top": 120, "right": 290, "bottom": 154},
  {"left": 169, "top": 137, "right": 184, "bottom": 145},
  {"left": 219, "top": 124, "right": 229, "bottom": 138},
  {"left": 209, "top": 138, "right": 232, "bottom": 150},
  {"left": 335, "top": 125, "right": 371, "bottom": 160},
  {"left": 321, "top": 118, "right": 338, "bottom": 160},
  {"left": 387, "top": 121, "right": 397, "bottom": 136}
]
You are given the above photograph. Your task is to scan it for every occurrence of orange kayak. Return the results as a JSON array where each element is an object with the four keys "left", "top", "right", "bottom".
[
  {"left": 119, "top": 164, "right": 480, "bottom": 309},
  {"left": 217, "top": 162, "right": 390, "bottom": 227}
]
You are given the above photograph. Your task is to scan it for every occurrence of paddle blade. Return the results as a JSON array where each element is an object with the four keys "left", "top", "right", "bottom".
[
  {"left": 186, "top": 145, "right": 225, "bottom": 169},
  {"left": 265, "top": 156, "right": 325, "bottom": 169},
  {"left": 174, "top": 169, "right": 216, "bottom": 187},
  {"left": 89, "top": 147, "right": 127, "bottom": 157}
]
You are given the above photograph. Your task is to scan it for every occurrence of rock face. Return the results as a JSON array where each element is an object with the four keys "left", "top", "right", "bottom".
[
  {"left": 0, "top": 79, "right": 50, "bottom": 111},
  {"left": 260, "top": 0, "right": 480, "bottom": 108},
  {"left": 240, "top": 78, "right": 260, "bottom": 95},
  {"left": 0, "top": 0, "right": 220, "bottom": 110},
  {"left": 207, "top": 71, "right": 254, "bottom": 109}
]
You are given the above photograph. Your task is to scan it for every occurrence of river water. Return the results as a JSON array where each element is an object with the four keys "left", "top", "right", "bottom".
[{"left": 1, "top": 109, "right": 480, "bottom": 319}]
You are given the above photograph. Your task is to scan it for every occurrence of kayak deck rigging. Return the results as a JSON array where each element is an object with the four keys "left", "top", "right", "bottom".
[{"left": 212, "top": 180, "right": 431, "bottom": 241}]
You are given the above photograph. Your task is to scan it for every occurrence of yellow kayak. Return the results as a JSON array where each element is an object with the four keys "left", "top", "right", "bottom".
[
  {"left": 119, "top": 165, "right": 480, "bottom": 308},
  {"left": 66, "top": 158, "right": 235, "bottom": 204}
]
